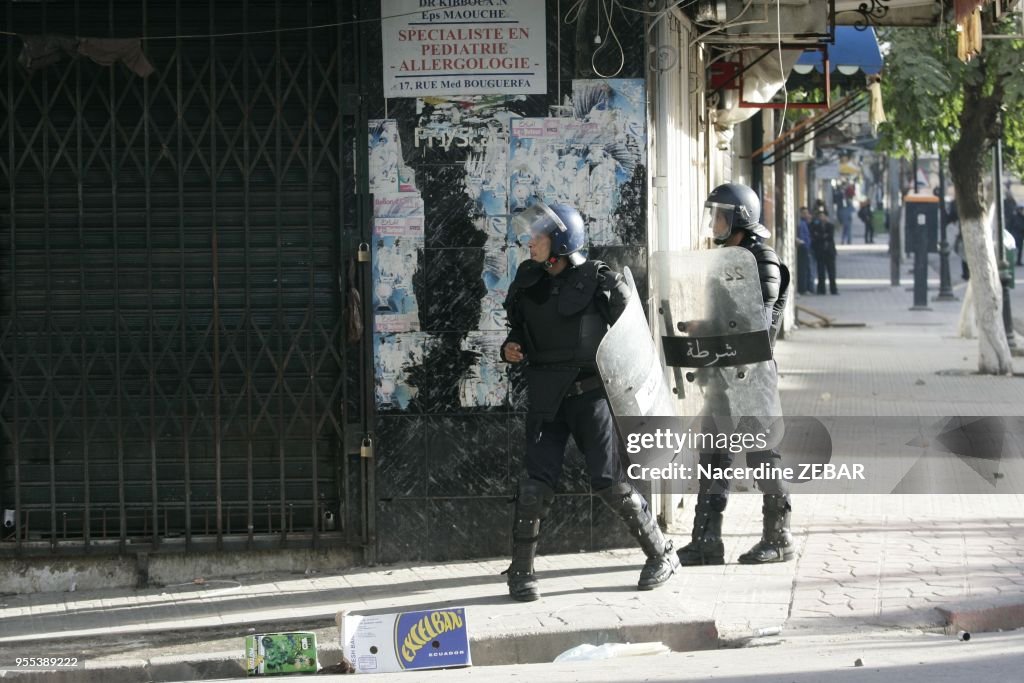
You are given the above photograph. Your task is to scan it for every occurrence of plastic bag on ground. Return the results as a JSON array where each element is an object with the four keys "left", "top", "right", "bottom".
[{"left": 553, "top": 642, "right": 670, "bottom": 662}]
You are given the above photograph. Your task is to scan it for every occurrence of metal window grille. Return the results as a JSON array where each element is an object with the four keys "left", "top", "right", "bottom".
[{"left": 0, "top": 0, "right": 374, "bottom": 556}]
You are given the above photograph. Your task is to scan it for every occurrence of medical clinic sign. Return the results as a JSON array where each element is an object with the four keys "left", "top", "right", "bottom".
[{"left": 381, "top": 0, "right": 546, "bottom": 97}]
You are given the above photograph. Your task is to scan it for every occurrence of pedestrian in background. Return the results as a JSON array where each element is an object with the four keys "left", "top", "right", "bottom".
[
  {"left": 1012, "top": 206, "right": 1024, "bottom": 266},
  {"left": 811, "top": 207, "right": 838, "bottom": 295},
  {"left": 796, "top": 206, "right": 814, "bottom": 294},
  {"left": 837, "top": 184, "right": 855, "bottom": 245},
  {"left": 858, "top": 200, "right": 874, "bottom": 244}
]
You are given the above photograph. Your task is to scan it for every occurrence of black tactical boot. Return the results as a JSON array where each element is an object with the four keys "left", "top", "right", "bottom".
[
  {"left": 675, "top": 495, "right": 726, "bottom": 566},
  {"left": 597, "top": 482, "right": 679, "bottom": 590},
  {"left": 503, "top": 479, "right": 554, "bottom": 601},
  {"left": 738, "top": 494, "right": 794, "bottom": 564}
]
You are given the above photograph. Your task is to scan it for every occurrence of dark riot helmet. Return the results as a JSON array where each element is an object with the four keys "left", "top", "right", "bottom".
[
  {"left": 512, "top": 201, "right": 587, "bottom": 267},
  {"left": 704, "top": 182, "right": 771, "bottom": 245}
]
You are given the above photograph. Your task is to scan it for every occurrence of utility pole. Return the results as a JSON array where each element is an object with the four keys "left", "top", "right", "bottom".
[
  {"left": 995, "top": 126, "right": 1017, "bottom": 350},
  {"left": 889, "top": 156, "right": 901, "bottom": 286},
  {"left": 936, "top": 153, "right": 956, "bottom": 301}
]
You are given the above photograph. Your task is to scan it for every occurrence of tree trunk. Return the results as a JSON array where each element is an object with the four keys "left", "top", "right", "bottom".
[
  {"left": 948, "top": 57, "right": 1011, "bottom": 374},
  {"left": 959, "top": 280, "right": 975, "bottom": 339},
  {"left": 960, "top": 207, "right": 1012, "bottom": 373}
]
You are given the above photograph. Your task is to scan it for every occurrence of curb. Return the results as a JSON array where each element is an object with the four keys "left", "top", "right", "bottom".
[
  {"left": 0, "top": 620, "right": 719, "bottom": 682},
  {"left": 937, "top": 601, "right": 1024, "bottom": 637},
  {"left": 0, "top": 615, "right": 340, "bottom": 648},
  {"left": 469, "top": 619, "right": 719, "bottom": 666}
]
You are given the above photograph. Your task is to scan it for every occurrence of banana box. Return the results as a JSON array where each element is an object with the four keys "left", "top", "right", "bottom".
[
  {"left": 245, "top": 632, "right": 318, "bottom": 676},
  {"left": 341, "top": 607, "right": 471, "bottom": 674}
]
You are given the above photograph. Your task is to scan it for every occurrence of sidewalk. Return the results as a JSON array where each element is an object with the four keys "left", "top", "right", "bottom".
[{"left": 2, "top": 239, "right": 1024, "bottom": 681}]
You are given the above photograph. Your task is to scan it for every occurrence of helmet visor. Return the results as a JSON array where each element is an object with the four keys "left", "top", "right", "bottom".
[
  {"left": 703, "top": 202, "right": 736, "bottom": 242},
  {"left": 511, "top": 203, "right": 568, "bottom": 246}
]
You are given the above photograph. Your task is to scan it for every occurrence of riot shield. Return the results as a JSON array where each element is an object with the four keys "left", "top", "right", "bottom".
[
  {"left": 653, "top": 248, "right": 783, "bottom": 440},
  {"left": 596, "top": 267, "right": 677, "bottom": 419}
]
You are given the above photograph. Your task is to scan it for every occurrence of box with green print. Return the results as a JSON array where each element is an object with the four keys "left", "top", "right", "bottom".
[{"left": 245, "top": 632, "right": 319, "bottom": 676}]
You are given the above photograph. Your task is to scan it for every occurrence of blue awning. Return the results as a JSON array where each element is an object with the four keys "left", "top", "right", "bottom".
[{"left": 794, "top": 27, "right": 883, "bottom": 75}]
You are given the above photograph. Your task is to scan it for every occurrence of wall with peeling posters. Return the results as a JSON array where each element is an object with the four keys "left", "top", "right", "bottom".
[{"left": 366, "top": 0, "right": 650, "bottom": 563}]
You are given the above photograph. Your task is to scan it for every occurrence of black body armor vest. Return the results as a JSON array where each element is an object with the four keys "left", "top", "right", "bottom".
[{"left": 515, "top": 261, "right": 608, "bottom": 369}]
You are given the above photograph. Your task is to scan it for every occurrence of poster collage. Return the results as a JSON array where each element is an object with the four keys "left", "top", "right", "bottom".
[{"left": 371, "top": 79, "right": 646, "bottom": 410}]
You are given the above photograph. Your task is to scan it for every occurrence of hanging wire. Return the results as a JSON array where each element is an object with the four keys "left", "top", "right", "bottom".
[
  {"left": 0, "top": 6, "right": 438, "bottom": 41},
  {"left": 616, "top": 0, "right": 703, "bottom": 16},
  {"left": 592, "top": 0, "right": 625, "bottom": 78},
  {"left": 776, "top": 0, "right": 788, "bottom": 138},
  {"left": 619, "top": 0, "right": 703, "bottom": 44},
  {"left": 564, "top": 0, "right": 590, "bottom": 26}
]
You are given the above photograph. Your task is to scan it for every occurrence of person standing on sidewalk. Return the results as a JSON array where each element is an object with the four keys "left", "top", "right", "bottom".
[
  {"left": 811, "top": 207, "right": 839, "bottom": 295},
  {"left": 676, "top": 183, "right": 795, "bottom": 567},
  {"left": 836, "top": 184, "right": 854, "bottom": 245},
  {"left": 858, "top": 200, "right": 874, "bottom": 244},
  {"left": 499, "top": 200, "right": 679, "bottom": 602},
  {"left": 1012, "top": 206, "right": 1024, "bottom": 266},
  {"left": 796, "top": 206, "right": 814, "bottom": 294}
]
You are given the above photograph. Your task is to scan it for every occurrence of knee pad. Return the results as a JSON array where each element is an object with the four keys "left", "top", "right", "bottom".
[
  {"left": 516, "top": 478, "right": 555, "bottom": 516},
  {"left": 595, "top": 482, "right": 648, "bottom": 516}
]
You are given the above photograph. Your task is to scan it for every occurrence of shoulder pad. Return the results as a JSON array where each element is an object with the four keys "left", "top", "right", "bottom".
[
  {"left": 558, "top": 262, "right": 601, "bottom": 316},
  {"left": 748, "top": 242, "right": 781, "bottom": 266}
]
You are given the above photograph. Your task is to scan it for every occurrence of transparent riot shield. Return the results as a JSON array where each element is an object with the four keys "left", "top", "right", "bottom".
[
  {"left": 653, "top": 249, "right": 783, "bottom": 441},
  {"left": 596, "top": 267, "right": 676, "bottom": 419}
]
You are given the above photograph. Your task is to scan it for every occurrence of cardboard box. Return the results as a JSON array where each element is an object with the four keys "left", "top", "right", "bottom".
[
  {"left": 245, "top": 632, "right": 319, "bottom": 676},
  {"left": 341, "top": 607, "right": 471, "bottom": 674}
]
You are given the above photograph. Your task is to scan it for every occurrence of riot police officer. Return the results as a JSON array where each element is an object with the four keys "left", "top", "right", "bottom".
[
  {"left": 676, "top": 183, "right": 794, "bottom": 566},
  {"left": 500, "top": 200, "right": 679, "bottom": 602}
]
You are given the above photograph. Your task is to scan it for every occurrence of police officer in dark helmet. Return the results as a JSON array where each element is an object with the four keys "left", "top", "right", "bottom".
[
  {"left": 676, "top": 183, "right": 794, "bottom": 566},
  {"left": 500, "top": 200, "right": 679, "bottom": 602}
]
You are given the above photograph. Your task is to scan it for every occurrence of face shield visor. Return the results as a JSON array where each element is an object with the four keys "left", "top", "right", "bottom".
[
  {"left": 511, "top": 203, "right": 568, "bottom": 248},
  {"left": 703, "top": 202, "right": 736, "bottom": 244}
]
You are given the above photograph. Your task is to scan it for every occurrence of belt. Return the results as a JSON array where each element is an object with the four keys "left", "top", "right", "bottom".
[{"left": 564, "top": 375, "right": 604, "bottom": 397}]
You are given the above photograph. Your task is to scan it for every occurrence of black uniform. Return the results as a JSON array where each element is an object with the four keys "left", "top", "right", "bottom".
[
  {"left": 677, "top": 231, "right": 794, "bottom": 566},
  {"left": 501, "top": 258, "right": 677, "bottom": 600},
  {"left": 698, "top": 235, "right": 789, "bottom": 498},
  {"left": 811, "top": 213, "right": 838, "bottom": 294},
  {"left": 502, "top": 258, "right": 630, "bottom": 489}
]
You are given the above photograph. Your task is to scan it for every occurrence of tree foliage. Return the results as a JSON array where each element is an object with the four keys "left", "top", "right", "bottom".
[
  {"left": 877, "top": 16, "right": 1024, "bottom": 375},
  {"left": 877, "top": 18, "right": 1024, "bottom": 178}
]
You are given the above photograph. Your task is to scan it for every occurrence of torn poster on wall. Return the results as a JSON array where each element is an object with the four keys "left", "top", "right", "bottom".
[
  {"left": 370, "top": 120, "right": 402, "bottom": 194},
  {"left": 374, "top": 193, "right": 421, "bottom": 331},
  {"left": 458, "top": 333, "right": 506, "bottom": 407},
  {"left": 509, "top": 79, "right": 646, "bottom": 246},
  {"left": 370, "top": 120, "right": 426, "bottom": 407},
  {"left": 413, "top": 94, "right": 518, "bottom": 220},
  {"left": 374, "top": 332, "right": 430, "bottom": 411},
  {"left": 476, "top": 232, "right": 510, "bottom": 332},
  {"left": 370, "top": 121, "right": 423, "bottom": 335},
  {"left": 370, "top": 80, "right": 646, "bottom": 410},
  {"left": 372, "top": 235, "right": 420, "bottom": 333}
]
